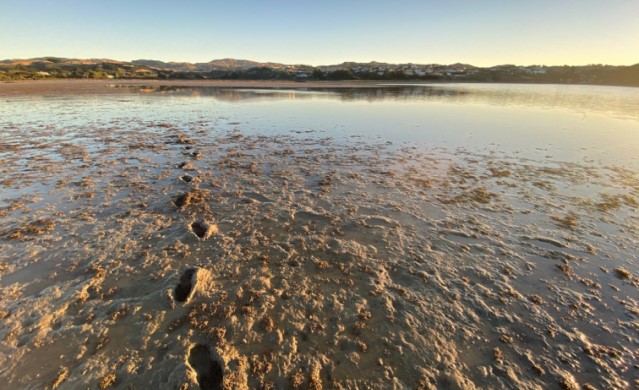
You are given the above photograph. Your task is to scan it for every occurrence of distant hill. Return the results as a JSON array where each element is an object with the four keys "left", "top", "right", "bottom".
[
  {"left": 0, "top": 57, "right": 123, "bottom": 66},
  {"left": 131, "top": 59, "right": 197, "bottom": 71},
  {"left": 1, "top": 57, "right": 638, "bottom": 87},
  {"left": 132, "top": 58, "right": 291, "bottom": 72}
]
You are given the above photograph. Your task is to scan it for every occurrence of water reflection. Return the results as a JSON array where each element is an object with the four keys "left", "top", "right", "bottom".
[
  {"left": 125, "top": 84, "right": 639, "bottom": 121},
  {"left": 128, "top": 85, "right": 471, "bottom": 102},
  {"left": 3, "top": 83, "right": 638, "bottom": 169}
]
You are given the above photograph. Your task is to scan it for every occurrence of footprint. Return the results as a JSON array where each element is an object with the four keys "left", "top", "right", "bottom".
[
  {"left": 177, "top": 161, "right": 193, "bottom": 170},
  {"left": 174, "top": 194, "right": 189, "bottom": 209},
  {"left": 190, "top": 221, "right": 218, "bottom": 239},
  {"left": 188, "top": 345, "right": 223, "bottom": 390},
  {"left": 191, "top": 222, "right": 208, "bottom": 238},
  {"left": 175, "top": 268, "right": 196, "bottom": 302},
  {"left": 363, "top": 215, "right": 397, "bottom": 228},
  {"left": 243, "top": 192, "right": 272, "bottom": 203},
  {"left": 173, "top": 190, "right": 207, "bottom": 210}
]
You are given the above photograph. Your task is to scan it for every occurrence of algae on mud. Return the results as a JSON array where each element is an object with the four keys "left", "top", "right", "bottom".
[{"left": 0, "top": 84, "right": 638, "bottom": 389}]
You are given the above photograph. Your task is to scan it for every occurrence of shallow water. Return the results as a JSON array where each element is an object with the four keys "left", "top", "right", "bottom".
[{"left": 1, "top": 84, "right": 638, "bottom": 389}]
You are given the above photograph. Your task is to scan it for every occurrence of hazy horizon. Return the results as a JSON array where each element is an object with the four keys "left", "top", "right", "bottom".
[{"left": 1, "top": 1, "right": 638, "bottom": 67}]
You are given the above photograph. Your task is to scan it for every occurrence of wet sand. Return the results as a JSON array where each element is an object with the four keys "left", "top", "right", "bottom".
[{"left": 0, "top": 87, "right": 638, "bottom": 389}]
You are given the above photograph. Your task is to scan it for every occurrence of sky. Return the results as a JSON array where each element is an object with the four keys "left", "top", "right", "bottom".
[{"left": 1, "top": 0, "right": 638, "bottom": 66}]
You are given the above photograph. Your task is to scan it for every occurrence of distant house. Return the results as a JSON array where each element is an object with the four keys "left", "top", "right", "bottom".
[{"left": 525, "top": 67, "right": 547, "bottom": 75}]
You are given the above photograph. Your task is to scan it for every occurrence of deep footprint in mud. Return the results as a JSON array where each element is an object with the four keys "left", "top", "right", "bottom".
[
  {"left": 173, "top": 190, "right": 207, "bottom": 210},
  {"left": 174, "top": 194, "right": 189, "bottom": 209},
  {"left": 188, "top": 345, "right": 223, "bottom": 390},
  {"left": 175, "top": 268, "right": 196, "bottom": 302},
  {"left": 190, "top": 221, "right": 218, "bottom": 239},
  {"left": 191, "top": 222, "right": 208, "bottom": 238}
]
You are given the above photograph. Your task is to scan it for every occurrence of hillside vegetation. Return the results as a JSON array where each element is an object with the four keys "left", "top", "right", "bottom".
[{"left": 1, "top": 57, "right": 638, "bottom": 87}]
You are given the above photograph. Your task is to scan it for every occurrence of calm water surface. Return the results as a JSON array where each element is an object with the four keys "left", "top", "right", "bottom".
[{"left": 3, "top": 83, "right": 638, "bottom": 166}]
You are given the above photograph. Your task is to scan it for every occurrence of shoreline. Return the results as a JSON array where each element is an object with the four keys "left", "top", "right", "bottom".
[
  {"left": 3, "top": 79, "right": 637, "bottom": 97},
  {"left": 0, "top": 79, "right": 406, "bottom": 96}
]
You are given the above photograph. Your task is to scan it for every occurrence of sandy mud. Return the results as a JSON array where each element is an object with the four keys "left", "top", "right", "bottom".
[{"left": 0, "top": 90, "right": 638, "bottom": 389}]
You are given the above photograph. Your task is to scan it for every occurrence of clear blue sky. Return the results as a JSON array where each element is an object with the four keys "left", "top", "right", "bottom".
[{"left": 1, "top": 0, "right": 638, "bottom": 66}]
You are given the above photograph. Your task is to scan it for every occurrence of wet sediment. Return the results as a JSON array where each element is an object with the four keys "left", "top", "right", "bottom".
[{"left": 0, "top": 115, "right": 638, "bottom": 389}]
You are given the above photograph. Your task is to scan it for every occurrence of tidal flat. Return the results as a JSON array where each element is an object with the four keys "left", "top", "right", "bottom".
[{"left": 0, "top": 82, "right": 638, "bottom": 389}]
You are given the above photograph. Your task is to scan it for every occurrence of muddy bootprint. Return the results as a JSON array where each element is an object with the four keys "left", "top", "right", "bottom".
[
  {"left": 190, "top": 221, "right": 218, "bottom": 239},
  {"left": 173, "top": 190, "right": 207, "bottom": 210},
  {"left": 191, "top": 222, "right": 208, "bottom": 238},
  {"left": 175, "top": 268, "right": 196, "bottom": 303},
  {"left": 174, "top": 194, "right": 190, "bottom": 209},
  {"left": 188, "top": 345, "right": 223, "bottom": 390}
]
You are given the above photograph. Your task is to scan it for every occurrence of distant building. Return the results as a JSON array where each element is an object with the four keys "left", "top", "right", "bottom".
[{"left": 525, "top": 67, "right": 547, "bottom": 74}]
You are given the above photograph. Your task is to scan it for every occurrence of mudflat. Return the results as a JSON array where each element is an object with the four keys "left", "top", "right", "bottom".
[{"left": 1, "top": 85, "right": 637, "bottom": 389}]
